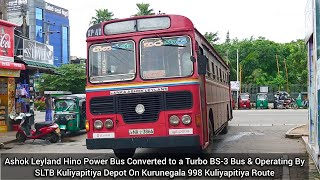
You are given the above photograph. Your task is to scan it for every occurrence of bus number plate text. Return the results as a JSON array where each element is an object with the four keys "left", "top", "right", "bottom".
[{"left": 129, "top": 129, "right": 154, "bottom": 135}]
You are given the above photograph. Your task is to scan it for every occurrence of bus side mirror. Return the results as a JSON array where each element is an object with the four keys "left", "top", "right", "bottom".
[
  {"left": 197, "top": 55, "right": 207, "bottom": 75},
  {"left": 190, "top": 56, "right": 196, "bottom": 62}
]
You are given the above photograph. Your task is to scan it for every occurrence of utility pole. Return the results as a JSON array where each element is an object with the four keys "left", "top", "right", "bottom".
[
  {"left": 0, "top": 0, "right": 8, "bottom": 20},
  {"left": 43, "top": 20, "right": 60, "bottom": 44},
  {"left": 284, "top": 58, "right": 289, "bottom": 92},
  {"left": 236, "top": 49, "right": 239, "bottom": 108},
  {"left": 21, "top": 3, "right": 27, "bottom": 37},
  {"left": 276, "top": 54, "right": 280, "bottom": 90},
  {"left": 240, "top": 64, "right": 242, "bottom": 93}
]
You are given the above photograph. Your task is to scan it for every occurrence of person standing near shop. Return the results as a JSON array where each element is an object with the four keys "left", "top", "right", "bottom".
[{"left": 45, "top": 95, "right": 53, "bottom": 121}]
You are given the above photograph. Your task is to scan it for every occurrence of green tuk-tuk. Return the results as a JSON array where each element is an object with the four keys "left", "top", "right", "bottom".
[
  {"left": 53, "top": 94, "right": 86, "bottom": 136},
  {"left": 296, "top": 92, "right": 308, "bottom": 108},
  {"left": 256, "top": 93, "right": 268, "bottom": 109}
]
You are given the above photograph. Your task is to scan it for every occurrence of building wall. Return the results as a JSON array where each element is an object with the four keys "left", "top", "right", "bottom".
[
  {"left": 7, "top": 0, "right": 70, "bottom": 67},
  {"left": 45, "top": 12, "right": 69, "bottom": 66}
]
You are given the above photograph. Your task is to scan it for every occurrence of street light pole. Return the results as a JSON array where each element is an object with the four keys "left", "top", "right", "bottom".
[{"left": 237, "top": 49, "right": 239, "bottom": 108}]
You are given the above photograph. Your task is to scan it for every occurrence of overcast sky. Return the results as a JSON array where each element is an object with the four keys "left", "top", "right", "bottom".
[{"left": 45, "top": 0, "right": 307, "bottom": 58}]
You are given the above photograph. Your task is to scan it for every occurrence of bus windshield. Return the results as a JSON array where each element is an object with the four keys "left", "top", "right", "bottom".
[
  {"left": 89, "top": 40, "right": 135, "bottom": 83},
  {"left": 140, "top": 36, "right": 193, "bottom": 79}
]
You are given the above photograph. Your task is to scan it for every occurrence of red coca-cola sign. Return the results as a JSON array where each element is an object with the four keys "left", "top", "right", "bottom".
[{"left": 0, "top": 20, "right": 15, "bottom": 62}]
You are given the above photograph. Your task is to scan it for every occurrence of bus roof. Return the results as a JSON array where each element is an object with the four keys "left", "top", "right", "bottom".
[
  {"left": 86, "top": 14, "right": 194, "bottom": 41},
  {"left": 86, "top": 14, "right": 228, "bottom": 68}
]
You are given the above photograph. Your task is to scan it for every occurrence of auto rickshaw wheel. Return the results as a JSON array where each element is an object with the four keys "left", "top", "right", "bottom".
[
  {"left": 113, "top": 148, "right": 136, "bottom": 159},
  {"left": 60, "top": 130, "right": 67, "bottom": 137}
]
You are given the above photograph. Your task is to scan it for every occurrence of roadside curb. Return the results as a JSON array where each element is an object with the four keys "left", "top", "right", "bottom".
[
  {"left": 0, "top": 139, "right": 17, "bottom": 149},
  {"left": 285, "top": 124, "right": 308, "bottom": 139}
]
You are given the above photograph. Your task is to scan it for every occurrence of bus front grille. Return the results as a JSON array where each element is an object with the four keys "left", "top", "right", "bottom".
[
  {"left": 89, "top": 91, "right": 193, "bottom": 123},
  {"left": 165, "top": 91, "right": 193, "bottom": 110},
  {"left": 90, "top": 96, "right": 115, "bottom": 115},
  {"left": 118, "top": 93, "right": 163, "bottom": 123}
]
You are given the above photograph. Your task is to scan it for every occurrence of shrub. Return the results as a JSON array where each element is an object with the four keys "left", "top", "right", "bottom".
[{"left": 34, "top": 100, "right": 45, "bottom": 111}]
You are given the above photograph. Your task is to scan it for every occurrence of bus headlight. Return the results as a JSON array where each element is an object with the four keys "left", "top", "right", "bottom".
[
  {"left": 182, "top": 115, "right": 192, "bottom": 125},
  {"left": 94, "top": 120, "right": 103, "bottom": 130},
  {"left": 54, "top": 114, "right": 59, "bottom": 121},
  {"left": 105, "top": 119, "right": 114, "bottom": 129},
  {"left": 169, "top": 115, "right": 180, "bottom": 126}
]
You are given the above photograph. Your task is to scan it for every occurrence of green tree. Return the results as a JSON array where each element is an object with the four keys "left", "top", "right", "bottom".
[
  {"left": 214, "top": 36, "right": 307, "bottom": 88},
  {"left": 134, "top": 3, "right": 155, "bottom": 16},
  {"left": 225, "top": 31, "right": 230, "bottom": 44},
  {"left": 38, "top": 64, "right": 86, "bottom": 94},
  {"left": 90, "top": 9, "right": 115, "bottom": 25},
  {"left": 204, "top": 32, "right": 219, "bottom": 46}
]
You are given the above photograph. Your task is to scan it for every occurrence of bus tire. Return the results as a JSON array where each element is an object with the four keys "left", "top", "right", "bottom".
[
  {"left": 203, "top": 120, "right": 214, "bottom": 154},
  {"left": 113, "top": 148, "right": 136, "bottom": 159},
  {"left": 220, "top": 122, "right": 228, "bottom": 134}
]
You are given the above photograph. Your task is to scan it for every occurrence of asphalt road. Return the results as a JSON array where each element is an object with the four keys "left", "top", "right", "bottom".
[
  {"left": 0, "top": 109, "right": 308, "bottom": 154},
  {"left": 1, "top": 109, "right": 313, "bottom": 180}
]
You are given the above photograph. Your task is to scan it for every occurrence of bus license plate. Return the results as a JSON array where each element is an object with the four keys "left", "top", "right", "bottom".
[{"left": 129, "top": 129, "right": 154, "bottom": 135}]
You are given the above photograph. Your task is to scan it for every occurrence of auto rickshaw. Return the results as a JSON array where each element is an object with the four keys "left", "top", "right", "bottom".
[
  {"left": 256, "top": 93, "right": 268, "bottom": 109},
  {"left": 53, "top": 94, "right": 86, "bottom": 136},
  {"left": 296, "top": 92, "right": 308, "bottom": 108},
  {"left": 238, "top": 93, "right": 251, "bottom": 109}
]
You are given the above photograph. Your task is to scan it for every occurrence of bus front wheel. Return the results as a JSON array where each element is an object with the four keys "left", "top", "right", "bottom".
[
  {"left": 113, "top": 148, "right": 136, "bottom": 159},
  {"left": 203, "top": 120, "right": 214, "bottom": 154}
]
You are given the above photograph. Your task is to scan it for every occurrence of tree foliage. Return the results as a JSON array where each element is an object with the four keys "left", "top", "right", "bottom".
[
  {"left": 38, "top": 64, "right": 86, "bottom": 94},
  {"left": 204, "top": 32, "right": 220, "bottom": 46},
  {"left": 134, "top": 3, "right": 155, "bottom": 16},
  {"left": 211, "top": 35, "right": 307, "bottom": 88},
  {"left": 90, "top": 9, "right": 115, "bottom": 25}
]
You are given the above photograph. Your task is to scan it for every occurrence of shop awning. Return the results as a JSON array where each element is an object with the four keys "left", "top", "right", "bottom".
[
  {"left": 23, "top": 60, "right": 56, "bottom": 69},
  {"left": 0, "top": 61, "right": 26, "bottom": 70}
]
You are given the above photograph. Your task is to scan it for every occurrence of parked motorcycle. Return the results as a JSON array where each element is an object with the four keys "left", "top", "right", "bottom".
[
  {"left": 274, "top": 99, "right": 285, "bottom": 109},
  {"left": 13, "top": 113, "right": 61, "bottom": 143}
]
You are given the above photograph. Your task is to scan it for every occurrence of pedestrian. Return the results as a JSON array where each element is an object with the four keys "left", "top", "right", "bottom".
[{"left": 45, "top": 94, "right": 53, "bottom": 121}]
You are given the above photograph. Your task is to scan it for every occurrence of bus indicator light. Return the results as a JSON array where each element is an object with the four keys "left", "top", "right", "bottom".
[
  {"left": 85, "top": 120, "right": 90, "bottom": 132},
  {"left": 196, "top": 114, "right": 201, "bottom": 127}
]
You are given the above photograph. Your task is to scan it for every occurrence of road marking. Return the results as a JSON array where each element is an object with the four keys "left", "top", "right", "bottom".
[
  {"left": 247, "top": 114, "right": 306, "bottom": 116},
  {"left": 230, "top": 124, "right": 304, "bottom": 126}
]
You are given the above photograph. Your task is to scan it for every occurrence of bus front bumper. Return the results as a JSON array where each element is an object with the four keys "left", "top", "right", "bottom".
[{"left": 86, "top": 135, "right": 200, "bottom": 149}]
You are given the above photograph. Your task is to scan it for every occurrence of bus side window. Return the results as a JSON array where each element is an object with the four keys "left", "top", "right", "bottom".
[{"left": 212, "top": 62, "right": 215, "bottom": 79}]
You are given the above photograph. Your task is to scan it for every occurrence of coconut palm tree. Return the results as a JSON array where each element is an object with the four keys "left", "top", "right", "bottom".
[
  {"left": 134, "top": 3, "right": 155, "bottom": 16},
  {"left": 89, "top": 9, "right": 115, "bottom": 25}
]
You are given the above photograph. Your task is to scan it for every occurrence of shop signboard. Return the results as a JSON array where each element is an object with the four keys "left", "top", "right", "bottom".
[
  {"left": 231, "top": 81, "right": 240, "bottom": 91},
  {"left": 7, "top": 0, "right": 28, "bottom": 12},
  {"left": 0, "top": 22, "right": 14, "bottom": 62},
  {"left": 23, "top": 39, "right": 54, "bottom": 65},
  {"left": 0, "top": 69, "right": 20, "bottom": 77},
  {"left": 45, "top": 2, "right": 69, "bottom": 18}
]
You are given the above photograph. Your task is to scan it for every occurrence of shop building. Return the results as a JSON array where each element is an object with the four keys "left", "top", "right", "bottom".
[
  {"left": 0, "top": 20, "right": 26, "bottom": 132},
  {"left": 7, "top": 0, "right": 70, "bottom": 67}
]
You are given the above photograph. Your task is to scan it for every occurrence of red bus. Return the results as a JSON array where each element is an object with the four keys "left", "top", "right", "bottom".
[{"left": 85, "top": 14, "right": 232, "bottom": 158}]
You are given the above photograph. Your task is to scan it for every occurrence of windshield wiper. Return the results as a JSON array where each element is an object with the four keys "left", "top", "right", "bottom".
[{"left": 161, "top": 44, "right": 186, "bottom": 47}]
